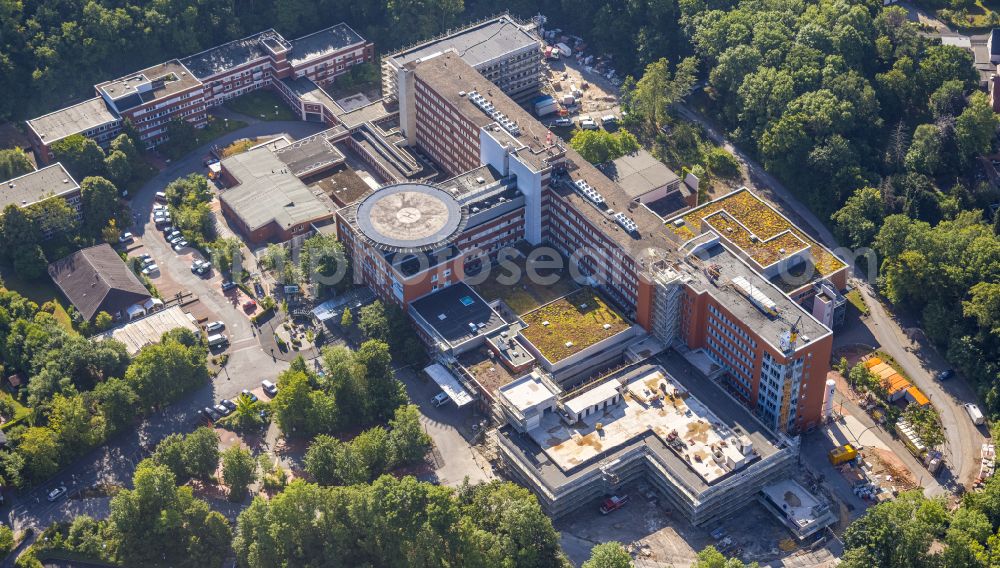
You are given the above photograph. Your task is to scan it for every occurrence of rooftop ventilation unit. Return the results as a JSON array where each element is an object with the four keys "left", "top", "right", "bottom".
[
  {"left": 573, "top": 178, "right": 605, "bottom": 205},
  {"left": 468, "top": 90, "right": 520, "bottom": 136},
  {"left": 613, "top": 212, "right": 638, "bottom": 233},
  {"left": 732, "top": 276, "right": 778, "bottom": 317}
]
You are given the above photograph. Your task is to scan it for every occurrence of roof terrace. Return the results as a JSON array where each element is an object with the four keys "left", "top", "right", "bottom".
[
  {"left": 667, "top": 188, "right": 845, "bottom": 277},
  {"left": 520, "top": 288, "right": 630, "bottom": 363},
  {"left": 528, "top": 364, "right": 766, "bottom": 483}
]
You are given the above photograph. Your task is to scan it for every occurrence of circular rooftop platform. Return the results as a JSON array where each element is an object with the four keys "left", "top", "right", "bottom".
[{"left": 355, "top": 183, "right": 466, "bottom": 253}]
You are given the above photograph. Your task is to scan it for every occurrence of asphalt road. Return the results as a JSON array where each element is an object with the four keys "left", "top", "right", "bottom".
[
  {"left": 677, "top": 104, "right": 987, "bottom": 491},
  {"left": 4, "top": 120, "right": 328, "bottom": 534}
]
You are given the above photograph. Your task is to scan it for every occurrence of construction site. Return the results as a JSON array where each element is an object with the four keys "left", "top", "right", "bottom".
[{"left": 492, "top": 358, "right": 802, "bottom": 526}]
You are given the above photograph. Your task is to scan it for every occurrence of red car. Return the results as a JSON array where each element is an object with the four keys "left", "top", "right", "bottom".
[
  {"left": 243, "top": 299, "right": 257, "bottom": 311},
  {"left": 600, "top": 495, "right": 630, "bottom": 514}
]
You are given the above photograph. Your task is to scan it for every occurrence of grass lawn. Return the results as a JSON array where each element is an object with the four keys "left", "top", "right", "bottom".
[
  {"left": 938, "top": 0, "right": 1000, "bottom": 31},
  {"left": 225, "top": 91, "right": 297, "bottom": 121},
  {"left": 161, "top": 116, "right": 248, "bottom": 161},
  {"left": 0, "top": 266, "right": 76, "bottom": 333},
  {"left": 846, "top": 289, "right": 869, "bottom": 316},
  {"left": 0, "top": 392, "right": 32, "bottom": 431}
]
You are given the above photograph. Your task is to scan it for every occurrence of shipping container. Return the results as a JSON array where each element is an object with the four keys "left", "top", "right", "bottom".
[{"left": 828, "top": 444, "right": 858, "bottom": 465}]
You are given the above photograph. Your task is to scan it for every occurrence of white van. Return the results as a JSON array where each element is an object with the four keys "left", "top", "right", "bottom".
[
  {"left": 966, "top": 403, "right": 985, "bottom": 425},
  {"left": 207, "top": 333, "right": 228, "bottom": 348}
]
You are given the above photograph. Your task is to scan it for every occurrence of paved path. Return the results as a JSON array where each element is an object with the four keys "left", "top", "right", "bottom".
[
  {"left": 3, "top": 120, "right": 329, "bottom": 534},
  {"left": 677, "top": 104, "right": 986, "bottom": 491}
]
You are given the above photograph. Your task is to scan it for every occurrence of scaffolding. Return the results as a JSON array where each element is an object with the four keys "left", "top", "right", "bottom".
[{"left": 651, "top": 265, "right": 684, "bottom": 346}]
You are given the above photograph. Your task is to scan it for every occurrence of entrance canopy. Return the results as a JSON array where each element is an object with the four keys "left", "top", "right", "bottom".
[{"left": 423, "top": 363, "right": 474, "bottom": 406}]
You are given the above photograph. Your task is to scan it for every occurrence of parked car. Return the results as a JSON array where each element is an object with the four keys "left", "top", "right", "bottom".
[
  {"left": 205, "top": 321, "right": 225, "bottom": 333},
  {"left": 243, "top": 299, "right": 257, "bottom": 310},
  {"left": 141, "top": 263, "right": 159, "bottom": 275},
  {"left": 221, "top": 281, "right": 237, "bottom": 292},
  {"left": 173, "top": 240, "right": 188, "bottom": 251},
  {"left": 937, "top": 369, "right": 955, "bottom": 381},
  {"left": 153, "top": 203, "right": 166, "bottom": 211},
  {"left": 207, "top": 333, "right": 228, "bottom": 349},
  {"left": 118, "top": 232, "right": 134, "bottom": 243},
  {"left": 551, "top": 118, "right": 572, "bottom": 127},
  {"left": 154, "top": 191, "right": 167, "bottom": 202},
  {"left": 47, "top": 486, "right": 67, "bottom": 502},
  {"left": 240, "top": 389, "right": 258, "bottom": 403},
  {"left": 261, "top": 380, "right": 278, "bottom": 397},
  {"left": 432, "top": 392, "right": 450, "bottom": 407},
  {"left": 220, "top": 399, "right": 237, "bottom": 412},
  {"left": 167, "top": 233, "right": 183, "bottom": 243},
  {"left": 213, "top": 403, "right": 231, "bottom": 416},
  {"left": 140, "top": 256, "right": 155, "bottom": 267},
  {"left": 599, "top": 494, "right": 630, "bottom": 514},
  {"left": 202, "top": 407, "right": 220, "bottom": 422},
  {"left": 162, "top": 226, "right": 175, "bottom": 235}
]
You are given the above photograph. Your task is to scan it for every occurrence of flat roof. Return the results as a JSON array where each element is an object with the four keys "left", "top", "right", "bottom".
[
  {"left": 27, "top": 97, "right": 120, "bottom": 144},
  {"left": 219, "top": 147, "right": 337, "bottom": 232},
  {"left": 410, "top": 53, "right": 566, "bottom": 172},
  {"left": 310, "top": 168, "right": 372, "bottom": 207},
  {"left": 499, "top": 373, "right": 557, "bottom": 412},
  {"left": 424, "top": 363, "right": 474, "bottom": 406},
  {"left": 96, "top": 60, "right": 201, "bottom": 110},
  {"left": 761, "top": 479, "right": 828, "bottom": 530},
  {"left": 458, "top": 348, "right": 528, "bottom": 397},
  {"left": 281, "top": 77, "right": 341, "bottom": 114},
  {"left": 599, "top": 149, "right": 681, "bottom": 200},
  {"left": 410, "top": 282, "right": 506, "bottom": 347},
  {"left": 528, "top": 363, "right": 774, "bottom": 484},
  {"left": 668, "top": 188, "right": 846, "bottom": 277},
  {"left": 93, "top": 305, "right": 197, "bottom": 355},
  {"left": 390, "top": 16, "right": 538, "bottom": 70},
  {"left": 682, "top": 242, "right": 830, "bottom": 353},
  {"left": 501, "top": 355, "right": 781, "bottom": 493},
  {"left": 563, "top": 380, "right": 620, "bottom": 416},
  {"left": 274, "top": 132, "right": 345, "bottom": 178},
  {"left": 289, "top": 23, "right": 366, "bottom": 66},
  {"left": 180, "top": 29, "right": 281, "bottom": 80},
  {"left": 520, "top": 288, "right": 631, "bottom": 363},
  {"left": 440, "top": 165, "right": 506, "bottom": 198},
  {"left": 0, "top": 163, "right": 79, "bottom": 210}
]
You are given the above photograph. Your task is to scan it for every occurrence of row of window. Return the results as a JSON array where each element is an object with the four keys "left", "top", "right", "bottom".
[{"left": 706, "top": 304, "right": 758, "bottom": 349}]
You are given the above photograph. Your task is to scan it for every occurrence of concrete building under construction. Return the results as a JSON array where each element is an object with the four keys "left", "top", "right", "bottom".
[{"left": 493, "top": 358, "right": 800, "bottom": 524}]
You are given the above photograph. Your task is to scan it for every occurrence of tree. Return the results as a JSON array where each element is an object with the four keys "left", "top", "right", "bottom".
[
  {"left": 341, "top": 307, "right": 353, "bottom": 328},
  {"left": 628, "top": 56, "right": 698, "bottom": 128},
  {"left": 221, "top": 446, "right": 257, "bottom": 500},
  {"left": 108, "top": 460, "right": 231, "bottom": 567},
  {"left": 298, "top": 233, "right": 350, "bottom": 294},
  {"left": 842, "top": 491, "right": 948, "bottom": 568},
  {"left": 182, "top": 427, "right": 220, "bottom": 480},
  {"left": 569, "top": 129, "right": 641, "bottom": 164},
  {"left": 358, "top": 301, "right": 389, "bottom": 341},
  {"left": 103, "top": 149, "right": 132, "bottom": 186},
  {"left": 151, "top": 433, "right": 188, "bottom": 479},
  {"left": 583, "top": 542, "right": 633, "bottom": 568},
  {"left": 51, "top": 134, "right": 105, "bottom": 178},
  {"left": 101, "top": 219, "right": 121, "bottom": 244},
  {"left": 832, "top": 186, "right": 885, "bottom": 248},
  {"left": 110, "top": 133, "right": 138, "bottom": 160},
  {"left": 388, "top": 404, "right": 431, "bottom": 466},
  {"left": 905, "top": 124, "right": 943, "bottom": 175},
  {"left": 91, "top": 377, "right": 138, "bottom": 435},
  {"left": 48, "top": 391, "right": 103, "bottom": 452},
  {"left": 0, "top": 148, "right": 33, "bottom": 181},
  {"left": 929, "top": 80, "right": 966, "bottom": 120},
  {"left": 304, "top": 434, "right": 342, "bottom": 485},
  {"left": 695, "top": 546, "right": 757, "bottom": 567},
  {"left": 80, "top": 176, "right": 121, "bottom": 238},
  {"left": 125, "top": 331, "right": 208, "bottom": 407},
  {"left": 207, "top": 237, "right": 243, "bottom": 274},
  {"left": 955, "top": 92, "right": 999, "bottom": 161},
  {"left": 18, "top": 426, "right": 60, "bottom": 481}
]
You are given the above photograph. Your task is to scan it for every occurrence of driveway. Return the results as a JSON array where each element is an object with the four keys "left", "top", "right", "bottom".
[
  {"left": 676, "top": 104, "right": 986, "bottom": 491},
  {"left": 4, "top": 121, "right": 332, "bottom": 533},
  {"left": 396, "top": 366, "right": 494, "bottom": 487}
]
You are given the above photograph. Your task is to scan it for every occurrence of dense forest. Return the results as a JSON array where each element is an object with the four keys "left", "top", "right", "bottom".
[{"left": 0, "top": 0, "right": 680, "bottom": 121}]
